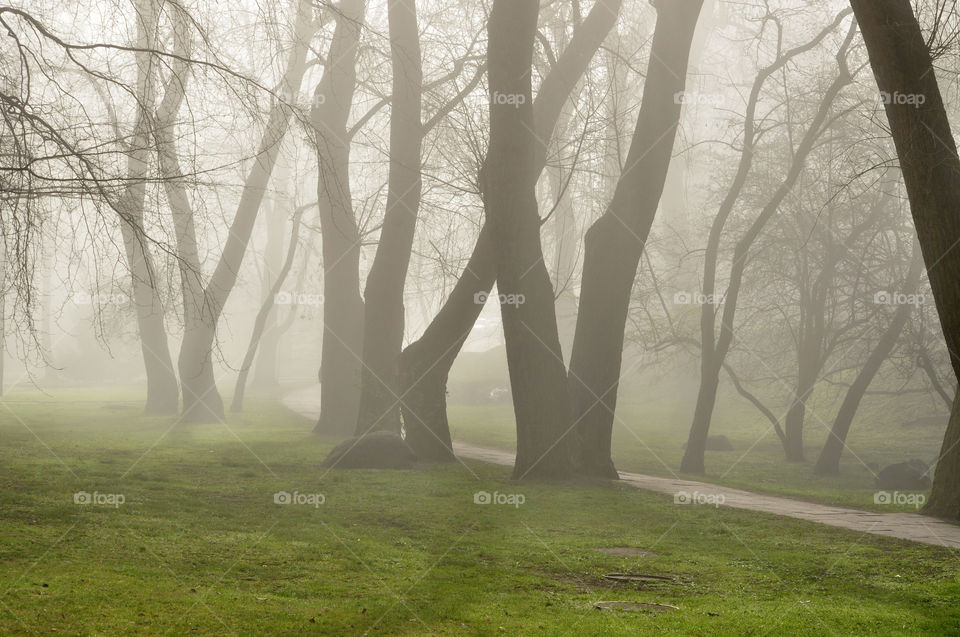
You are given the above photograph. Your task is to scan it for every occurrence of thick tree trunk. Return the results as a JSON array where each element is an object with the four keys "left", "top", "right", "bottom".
[
  {"left": 486, "top": 0, "right": 575, "bottom": 480},
  {"left": 355, "top": 0, "right": 423, "bottom": 436},
  {"left": 815, "top": 240, "right": 924, "bottom": 474},
  {"left": 400, "top": 224, "right": 496, "bottom": 460},
  {"left": 681, "top": 21, "right": 855, "bottom": 473},
  {"left": 568, "top": 0, "right": 703, "bottom": 478},
  {"left": 312, "top": 0, "right": 367, "bottom": 436},
  {"left": 397, "top": 0, "right": 621, "bottom": 458},
  {"left": 849, "top": 0, "right": 960, "bottom": 519}
]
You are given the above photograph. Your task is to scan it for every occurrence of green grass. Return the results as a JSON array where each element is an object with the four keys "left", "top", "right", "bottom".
[
  {"left": 1, "top": 392, "right": 958, "bottom": 634},
  {"left": 450, "top": 386, "right": 946, "bottom": 513}
]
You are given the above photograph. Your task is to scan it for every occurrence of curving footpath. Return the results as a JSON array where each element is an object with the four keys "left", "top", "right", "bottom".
[{"left": 283, "top": 385, "right": 960, "bottom": 549}]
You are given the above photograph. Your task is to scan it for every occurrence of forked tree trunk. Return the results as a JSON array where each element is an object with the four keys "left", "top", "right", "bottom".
[
  {"left": 849, "top": 0, "right": 960, "bottom": 519},
  {"left": 567, "top": 0, "right": 703, "bottom": 478},
  {"left": 312, "top": 0, "right": 367, "bottom": 436},
  {"left": 815, "top": 239, "right": 924, "bottom": 474},
  {"left": 355, "top": 0, "right": 423, "bottom": 435},
  {"left": 398, "top": 0, "right": 622, "bottom": 459}
]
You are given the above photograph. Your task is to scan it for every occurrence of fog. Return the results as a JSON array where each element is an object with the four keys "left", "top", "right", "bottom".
[{"left": 3, "top": 0, "right": 960, "bottom": 633}]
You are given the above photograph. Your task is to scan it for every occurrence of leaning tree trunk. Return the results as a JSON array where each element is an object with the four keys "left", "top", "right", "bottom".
[
  {"left": 398, "top": 0, "right": 622, "bottom": 459},
  {"left": 120, "top": 0, "right": 179, "bottom": 414},
  {"left": 815, "top": 239, "right": 924, "bottom": 475},
  {"left": 354, "top": 0, "right": 423, "bottom": 436},
  {"left": 567, "top": 0, "right": 703, "bottom": 478},
  {"left": 312, "top": 0, "right": 367, "bottom": 436},
  {"left": 400, "top": 224, "right": 496, "bottom": 460},
  {"left": 849, "top": 0, "right": 960, "bottom": 519},
  {"left": 231, "top": 207, "right": 306, "bottom": 412},
  {"left": 487, "top": 0, "right": 575, "bottom": 480}
]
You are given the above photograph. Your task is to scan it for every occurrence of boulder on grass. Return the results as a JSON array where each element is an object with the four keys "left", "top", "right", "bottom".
[
  {"left": 321, "top": 431, "right": 417, "bottom": 469},
  {"left": 682, "top": 435, "right": 734, "bottom": 452},
  {"left": 875, "top": 460, "right": 931, "bottom": 491}
]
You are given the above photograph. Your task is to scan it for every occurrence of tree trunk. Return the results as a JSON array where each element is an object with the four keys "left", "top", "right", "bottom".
[
  {"left": 849, "top": 0, "right": 960, "bottom": 519},
  {"left": 231, "top": 207, "right": 306, "bottom": 412},
  {"left": 120, "top": 0, "right": 179, "bottom": 414},
  {"left": 568, "top": 0, "right": 703, "bottom": 478},
  {"left": 486, "top": 0, "right": 575, "bottom": 480},
  {"left": 312, "top": 0, "right": 367, "bottom": 436},
  {"left": 400, "top": 224, "right": 496, "bottom": 460},
  {"left": 397, "top": 0, "right": 621, "bottom": 458},
  {"left": 252, "top": 174, "right": 289, "bottom": 389},
  {"left": 355, "top": 0, "right": 423, "bottom": 436}
]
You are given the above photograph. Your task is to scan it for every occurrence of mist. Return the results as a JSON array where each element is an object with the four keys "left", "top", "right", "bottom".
[{"left": 2, "top": 0, "right": 960, "bottom": 634}]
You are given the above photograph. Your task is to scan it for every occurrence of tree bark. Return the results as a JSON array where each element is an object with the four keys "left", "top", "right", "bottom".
[
  {"left": 849, "top": 0, "right": 960, "bottom": 519},
  {"left": 567, "top": 0, "right": 703, "bottom": 479},
  {"left": 312, "top": 0, "right": 367, "bottom": 436},
  {"left": 354, "top": 0, "right": 423, "bottom": 435},
  {"left": 398, "top": 0, "right": 622, "bottom": 460}
]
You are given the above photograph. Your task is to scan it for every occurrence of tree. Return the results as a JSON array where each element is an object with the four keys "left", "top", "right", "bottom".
[
  {"left": 399, "top": 0, "right": 622, "bottom": 461},
  {"left": 567, "top": 0, "right": 704, "bottom": 478},
  {"left": 156, "top": 0, "right": 316, "bottom": 422},
  {"left": 484, "top": 0, "right": 575, "bottom": 479},
  {"left": 815, "top": 235, "right": 925, "bottom": 474},
  {"left": 849, "top": 0, "right": 960, "bottom": 519},
  {"left": 311, "top": 0, "right": 367, "bottom": 435},
  {"left": 354, "top": 0, "right": 423, "bottom": 435},
  {"left": 680, "top": 17, "right": 857, "bottom": 472},
  {"left": 117, "top": 0, "right": 180, "bottom": 414}
]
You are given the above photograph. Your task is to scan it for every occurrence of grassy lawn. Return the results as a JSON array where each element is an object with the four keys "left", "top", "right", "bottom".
[
  {"left": 1, "top": 391, "right": 959, "bottom": 635},
  {"left": 449, "top": 386, "right": 946, "bottom": 513}
]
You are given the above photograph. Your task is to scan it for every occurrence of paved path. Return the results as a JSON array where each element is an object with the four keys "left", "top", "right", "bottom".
[{"left": 282, "top": 385, "right": 960, "bottom": 549}]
